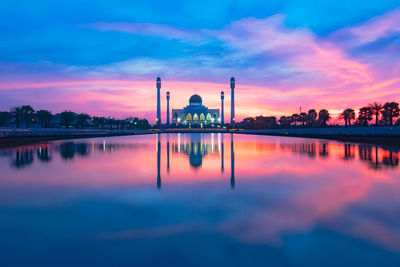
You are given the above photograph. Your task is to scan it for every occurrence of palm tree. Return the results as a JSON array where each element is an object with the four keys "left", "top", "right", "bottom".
[
  {"left": 290, "top": 114, "right": 300, "bottom": 126},
  {"left": 299, "top": 112, "right": 307, "bottom": 126},
  {"left": 307, "top": 109, "right": 317, "bottom": 127},
  {"left": 76, "top": 113, "right": 91, "bottom": 129},
  {"left": 20, "top": 105, "right": 35, "bottom": 127},
  {"left": 339, "top": 108, "right": 356, "bottom": 127},
  {"left": 357, "top": 106, "right": 373, "bottom": 126},
  {"left": 382, "top": 102, "right": 400, "bottom": 125},
  {"left": 36, "top": 110, "right": 52, "bottom": 128},
  {"left": 318, "top": 109, "right": 331, "bottom": 127},
  {"left": 369, "top": 102, "right": 383, "bottom": 126},
  {"left": 278, "top": 116, "right": 290, "bottom": 128},
  {"left": 10, "top": 106, "right": 23, "bottom": 128},
  {"left": 60, "top": 111, "right": 76, "bottom": 128}
]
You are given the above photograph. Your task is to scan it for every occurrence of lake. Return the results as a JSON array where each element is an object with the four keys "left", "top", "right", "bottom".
[{"left": 0, "top": 133, "right": 399, "bottom": 266}]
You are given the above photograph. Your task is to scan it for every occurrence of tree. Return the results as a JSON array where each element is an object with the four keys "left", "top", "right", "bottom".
[
  {"left": 279, "top": 116, "right": 291, "bottom": 128},
  {"left": 299, "top": 112, "right": 307, "bottom": 126},
  {"left": 357, "top": 106, "right": 373, "bottom": 126},
  {"left": 10, "top": 106, "right": 23, "bottom": 128},
  {"left": 290, "top": 114, "right": 300, "bottom": 126},
  {"left": 93, "top": 116, "right": 106, "bottom": 129},
  {"left": 20, "top": 105, "right": 35, "bottom": 127},
  {"left": 369, "top": 102, "right": 383, "bottom": 126},
  {"left": 382, "top": 102, "right": 399, "bottom": 125},
  {"left": 0, "top": 112, "right": 9, "bottom": 126},
  {"left": 76, "top": 113, "right": 91, "bottom": 129},
  {"left": 36, "top": 110, "right": 52, "bottom": 128},
  {"left": 106, "top": 117, "right": 116, "bottom": 129},
  {"left": 307, "top": 109, "right": 317, "bottom": 127},
  {"left": 318, "top": 109, "right": 331, "bottom": 127},
  {"left": 60, "top": 111, "right": 76, "bottom": 128},
  {"left": 340, "top": 108, "right": 356, "bottom": 127}
]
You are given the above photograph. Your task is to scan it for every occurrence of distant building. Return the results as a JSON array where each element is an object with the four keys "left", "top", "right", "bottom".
[{"left": 172, "top": 94, "right": 219, "bottom": 127}]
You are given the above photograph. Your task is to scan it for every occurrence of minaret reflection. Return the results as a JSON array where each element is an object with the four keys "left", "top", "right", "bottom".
[
  {"left": 157, "top": 134, "right": 161, "bottom": 189},
  {"left": 230, "top": 133, "right": 235, "bottom": 189},
  {"left": 167, "top": 134, "right": 170, "bottom": 173},
  {"left": 220, "top": 134, "right": 224, "bottom": 173}
]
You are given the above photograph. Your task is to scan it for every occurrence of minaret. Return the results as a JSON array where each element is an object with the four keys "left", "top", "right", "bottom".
[
  {"left": 156, "top": 77, "right": 161, "bottom": 128},
  {"left": 166, "top": 91, "right": 170, "bottom": 126},
  {"left": 221, "top": 91, "right": 224, "bottom": 126},
  {"left": 230, "top": 77, "right": 235, "bottom": 127}
]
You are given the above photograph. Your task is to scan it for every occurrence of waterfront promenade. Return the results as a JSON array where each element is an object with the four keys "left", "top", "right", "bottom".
[{"left": 0, "top": 128, "right": 154, "bottom": 146}]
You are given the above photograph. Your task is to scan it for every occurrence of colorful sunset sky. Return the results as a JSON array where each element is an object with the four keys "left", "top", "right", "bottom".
[{"left": 1, "top": 0, "right": 400, "bottom": 123}]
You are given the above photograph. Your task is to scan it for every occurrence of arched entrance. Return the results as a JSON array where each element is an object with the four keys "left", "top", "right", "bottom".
[
  {"left": 206, "top": 113, "right": 212, "bottom": 124},
  {"left": 193, "top": 113, "right": 199, "bottom": 124},
  {"left": 186, "top": 113, "right": 192, "bottom": 123}
]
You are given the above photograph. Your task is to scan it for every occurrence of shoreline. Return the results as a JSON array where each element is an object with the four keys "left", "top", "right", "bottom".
[
  {"left": 1, "top": 126, "right": 400, "bottom": 147},
  {"left": 0, "top": 129, "right": 155, "bottom": 147}
]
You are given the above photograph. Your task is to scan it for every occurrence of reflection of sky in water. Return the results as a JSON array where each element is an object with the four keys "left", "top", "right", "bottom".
[{"left": 0, "top": 134, "right": 400, "bottom": 266}]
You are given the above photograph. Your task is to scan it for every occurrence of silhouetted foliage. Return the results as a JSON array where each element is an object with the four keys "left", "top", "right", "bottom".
[
  {"left": 340, "top": 108, "right": 356, "bottom": 127},
  {"left": 356, "top": 106, "right": 373, "bottom": 126},
  {"left": 36, "top": 110, "right": 52, "bottom": 128},
  {"left": 278, "top": 116, "right": 291, "bottom": 128},
  {"left": 21, "top": 105, "right": 35, "bottom": 127},
  {"left": 369, "top": 102, "right": 383, "bottom": 126},
  {"left": 306, "top": 109, "right": 317, "bottom": 127},
  {"left": 299, "top": 112, "right": 307, "bottom": 126},
  {"left": 0, "top": 112, "right": 9, "bottom": 126},
  {"left": 60, "top": 111, "right": 76, "bottom": 128},
  {"left": 318, "top": 109, "right": 331, "bottom": 127},
  {"left": 237, "top": 116, "right": 277, "bottom": 129},
  {"left": 382, "top": 102, "right": 399, "bottom": 126},
  {"left": 76, "top": 113, "right": 91, "bottom": 129},
  {"left": 10, "top": 106, "right": 23, "bottom": 128},
  {"left": 92, "top": 116, "right": 106, "bottom": 129}
]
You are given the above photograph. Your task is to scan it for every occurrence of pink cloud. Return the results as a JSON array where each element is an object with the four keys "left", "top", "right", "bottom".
[{"left": 332, "top": 8, "right": 400, "bottom": 47}]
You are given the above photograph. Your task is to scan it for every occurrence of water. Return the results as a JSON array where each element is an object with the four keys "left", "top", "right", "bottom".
[{"left": 0, "top": 133, "right": 399, "bottom": 266}]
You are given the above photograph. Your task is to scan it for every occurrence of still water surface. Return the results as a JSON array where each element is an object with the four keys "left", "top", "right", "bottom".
[{"left": 0, "top": 133, "right": 400, "bottom": 266}]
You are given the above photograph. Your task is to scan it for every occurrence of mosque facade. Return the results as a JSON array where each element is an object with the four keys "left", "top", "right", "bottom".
[{"left": 172, "top": 94, "right": 220, "bottom": 127}]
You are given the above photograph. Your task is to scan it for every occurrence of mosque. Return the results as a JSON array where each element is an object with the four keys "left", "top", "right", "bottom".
[
  {"left": 156, "top": 77, "right": 235, "bottom": 127},
  {"left": 171, "top": 94, "right": 220, "bottom": 127}
]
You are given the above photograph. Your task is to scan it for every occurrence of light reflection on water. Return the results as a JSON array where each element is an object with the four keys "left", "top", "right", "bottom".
[{"left": 0, "top": 133, "right": 399, "bottom": 266}]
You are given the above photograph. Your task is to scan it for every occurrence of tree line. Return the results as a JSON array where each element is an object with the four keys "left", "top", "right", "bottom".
[
  {"left": 0, "top": 105, "right": 151, "bottom": 129},
  {"left": 237, "top": 101, "right": 400, "bottom": 130}
]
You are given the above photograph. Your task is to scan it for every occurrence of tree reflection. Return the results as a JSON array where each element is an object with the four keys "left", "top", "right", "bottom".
[
  {"left": 319, "top": 143, "right": 329, "bottom": 158},
  {"left": 343, "top": 144, "right": 356, "bottom": 160},
  {"left": 60, "top": 142, "right": 75, "bottom": 160},
  {"left": 12, "top": 149, "right": 34, "bottom": 169},
  {"left": 37, "top": 147, "right": 51, "bottom": 162}
]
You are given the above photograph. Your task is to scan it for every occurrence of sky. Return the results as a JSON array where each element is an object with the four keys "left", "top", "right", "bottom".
[{"left": 1, "top": 0, "right": 400, "bottom": 123}]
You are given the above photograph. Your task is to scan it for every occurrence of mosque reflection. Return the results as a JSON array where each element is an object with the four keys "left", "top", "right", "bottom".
[
  {"left": 2, "top": 135, "right": 399, "bottom": 184},
  {"left": 157, "top": 133, "right": 235, "bottom": 189}
]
